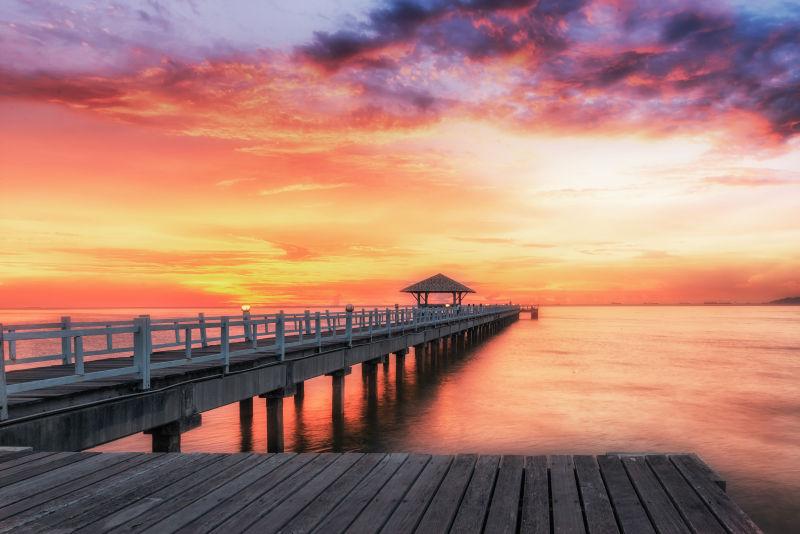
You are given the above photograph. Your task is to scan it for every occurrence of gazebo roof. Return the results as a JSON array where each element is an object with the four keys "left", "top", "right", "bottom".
[{"left": 401, "top": 273, "right": 475, "bottom": 294}]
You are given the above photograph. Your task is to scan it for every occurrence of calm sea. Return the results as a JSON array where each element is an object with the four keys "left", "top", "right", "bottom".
[{"left": 3, "top": 306, "right": 798, "bottom": 531}]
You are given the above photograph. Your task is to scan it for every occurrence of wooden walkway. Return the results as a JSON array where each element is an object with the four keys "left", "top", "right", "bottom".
[{"left": 0, "top": 450, "right": 761, "bottom": 533}]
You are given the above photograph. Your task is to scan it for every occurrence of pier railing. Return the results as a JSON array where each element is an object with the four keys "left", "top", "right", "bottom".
[{"left": 0, "top": 304, "right": 518, "bottom": 419}]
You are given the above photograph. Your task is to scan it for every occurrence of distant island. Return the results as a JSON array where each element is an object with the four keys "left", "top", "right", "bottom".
[{"left": 770, "top": 296, "right": 800, "bottom": 305}]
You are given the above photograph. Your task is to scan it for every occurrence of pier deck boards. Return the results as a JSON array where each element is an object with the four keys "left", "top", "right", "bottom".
[{"left": 0, "top": 451, "right": 761, "bottom": 534}]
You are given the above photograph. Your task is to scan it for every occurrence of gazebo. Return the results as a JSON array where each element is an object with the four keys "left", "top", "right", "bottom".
[{"left": 401, "top": 273, "right": 475, "bottom": 307}]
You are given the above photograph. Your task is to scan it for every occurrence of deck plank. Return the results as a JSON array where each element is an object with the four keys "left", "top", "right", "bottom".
[
  {"left": 216, "top": 454, "right": 342, "bottom": 533},
  {"left": 0, "top": 452, "right": 146, "bottom": 522},
  {"left": 0, "top": 451, "right": 96, "bottom": 488},
  {"left": 670, "top": 455, "right": 762, "bottom": 534},
  {"left": 311, "top": 453, "right": 408, "bottom": 533},
  {"left": 0, "top": 451, "right": 761, "bottom": 534},
  {"left": 520, "top": 455, "right": 549, "bottom": 534},
  {"left": 646, "top": 455, "right": 726, "bottom": 534},
  {"left": 484, "top": 455, "right": 525, "bottom": 534},
  {"left": 64, "top": 454, "right": 222, "bottom": 533},
  {"left": 154, "top": 453, "right": 308, "bottom": 534},
  {"left": 345, "top": 454, "right": 430, "bottom": 534},
  {"left": 0, "top": 451, "right": 35, "bottom": 466},
  {"left": 621, "top": 456, "right": 689, "bottom": 534},
  {"left": 7, "top": 453, "right": 192, "bottom": 534},
  {"left": 0, "top": 452, "right": 56, "bottom": 473},
  {"left": 574, "top": 455, "right": 619, "bottom": 534},
  {"left": 280, "top": 453, "right": 387, "bottom": 534},
  {"left": 549, "top": 455, "right": 586, "bottom": 534},
  {"left": 450, "top": 455, "right": 500, "bottom": 533},
  {"left": 87, "top": 453, "right": 263, "bottom": 533},
  {"left": 380, "top": 455, "right": 453, "bottom": 534},
  {"left": 246, "top": 454, "right": 364, "bottom": 534},
  {"left": 597, "top": 455, "right": 655, "bottom": 534},
  {"left": 415, "top": 453, "right": 477, "bottom": 534}
]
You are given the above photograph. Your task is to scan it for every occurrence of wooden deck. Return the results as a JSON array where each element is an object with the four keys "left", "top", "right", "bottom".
[{"left": 0, "top": 450, "right": 761, "bottom": 533}]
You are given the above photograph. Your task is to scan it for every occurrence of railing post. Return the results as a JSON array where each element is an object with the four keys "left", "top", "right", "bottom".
[
  {"left": 345, "top": 305, "right": 353, "bottom": 347},
  {"left": 0, "top": 325, "right": 7, "bottom": 420},
  {"left": 315, "top": 312, "right": 322, "bottom": 350},
  {"left": 199, "top": 313, "right": 208, "bottom": 348},
  {"left": 105, "top": 324, "right": 113, "bottom": 351},
  {"left": 251, "top": 320, "right": 258, "bottom": 349},
  {"left": 276, "top": 311, "right": 285, "bottom": 360},
  {"left": 60, "top": 315, "right": 72, "bottom": 364},
  {"left": 133, "top": 316, "right": 151, "bottom": 390},
  {"left": 221, "top": 317, "right": 230, "bottom": 373},
  {"left": 386, "top": 307, "right": 392, "bottom": 336},
  {"left": 185, "top": 328, "right": 192, "bottom": 359},
  {"left": 305, "top": 310, "right": 312, "bottom": 336},
  {"left": 74, "top": 336, "right": 85, "bottom": 376},
  {"left": 7, "top": 329, "right": 16, "bottom": 362},
  {"left": 243, "top": 310, "right": 252, "bottom": 342}
]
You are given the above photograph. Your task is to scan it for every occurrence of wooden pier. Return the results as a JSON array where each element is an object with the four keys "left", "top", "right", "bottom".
[
  {"left": 0, "top": 449, "right": 761, "bottom": 533},
  {"left": 0, "top": 305, "right": 518, "bottom": 452}
]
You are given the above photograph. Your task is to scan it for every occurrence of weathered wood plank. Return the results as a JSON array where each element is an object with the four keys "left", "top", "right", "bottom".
[
  {"left": 0, "top": 452, "right": 146, "bottom": 522},
  {"left": 59, "top": 454, "right": 223, "bottom": 532},
  {"left": 0, "top": 452, "right": 56, "bottom": 473},
  {"left": 0, "top": 450, "right": 35, "bottom": 466},
  {"left": 484, "top": 455, "right": 525, "bottom": 534},
  {"left": 279, "top": 453, "right": 387, "bottom": 534},
  {"left": 55, "top": 455, "right": 221, "bottom": 533},
  {"left": 450, "top": 455, "right": 500, "bottom": 533},
  {"left": 550, "top": 455, "right": 586, "bottom": 534},
  {"left": 670, "top": 455, "right": 762, "bottom": 534},
  {"left": 216, "top": 454, "right": 341, "bottom": 533},
  {"left": 247, "top": 453, "right": 364, "bottom": 534},
  {"left": 646, "top": 455, "right": 726, "bottom": 534},
  {"left": 415, "top": 454, "right": 477, "bottom": 534},
  {"left": 597, "top": 455, "right": 655, "bottom": 534},
  {"left": 0, "top": 451, "right": 96, "bottom": 488},
  {"left": 520, "top": 455, "right": 549, "bottom": 534},
  {"left": 574, "top": 455, "right": 619, "bottom": 534},
  {"left": 311, "top": 453, "right": 408, "bottom": 533},
  {"left": 345, "top": 454, "right": 430, "bottom": 534},
  {"left": 380, "top": 455, "right": 453, "bottom": 534},
  {"left": 146, "top": 453, "right": 306, "bottom": 534},
  {"left": 0, "top": 451, "right": 762, "bottom": 534},
  {"left": 7, "top": 453, "right": 191, "bottom": 534},
  {"left": 622, "top": 456, "right": 689, "bottom": 534},
  {"left": 87, "top": 453, "right": 262, "bottom": 533}
]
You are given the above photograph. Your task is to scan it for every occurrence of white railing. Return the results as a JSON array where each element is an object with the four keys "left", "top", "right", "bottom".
[{"left": 0, "top": 304, "right": 518, "bottom": 419}]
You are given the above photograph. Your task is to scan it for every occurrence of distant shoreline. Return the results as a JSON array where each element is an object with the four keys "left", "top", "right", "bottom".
[{"left": 2, "top": 302, "right": 799, "bottom": 310}]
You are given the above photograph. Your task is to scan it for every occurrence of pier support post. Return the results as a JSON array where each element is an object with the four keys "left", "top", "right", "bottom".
[
  {"left": 395, "top": 349, "right": 406, "bottom": 381},
  {"left": 326, "top": 368, "right": 351, "bottom": 419},
  {"left": 294, "top": 382, "right": 305, "bottom": 403},
  {"left": 260, "top": 387, "right": 295, "bottom": 453},
  {"left": 149, "top": 421, "right": 181, "bottom": 453},
  {"left": 266, "top": 395, "right": 284, "bottom": 453},
  {"left": 362, "top": 359, "right": 380, "bottom": 396},
  {"left": 145, "top": 413, "right": 201, "bottom": 453}
]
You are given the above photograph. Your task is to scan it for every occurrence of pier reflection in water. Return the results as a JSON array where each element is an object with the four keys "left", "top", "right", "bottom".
[{"left": 217, "top": 335, "right": 483, "bottom": 455}]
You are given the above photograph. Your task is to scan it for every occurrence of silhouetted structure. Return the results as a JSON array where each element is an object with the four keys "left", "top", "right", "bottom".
[{"left": 402, "top": 273, "right": 475, "bottom": 306}]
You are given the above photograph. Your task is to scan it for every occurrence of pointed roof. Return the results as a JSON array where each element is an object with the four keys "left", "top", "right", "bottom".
[{"left": 401, "top": 273, "right": 475, "bottom": 293}]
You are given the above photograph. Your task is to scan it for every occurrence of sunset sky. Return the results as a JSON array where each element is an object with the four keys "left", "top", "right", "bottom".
[{"left": 1, "top": 0, "right": 799, "bottom": 307}]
